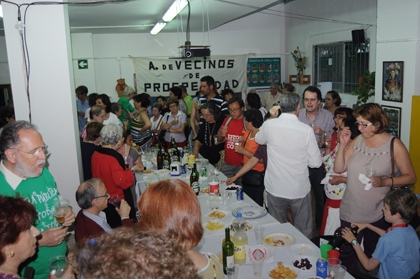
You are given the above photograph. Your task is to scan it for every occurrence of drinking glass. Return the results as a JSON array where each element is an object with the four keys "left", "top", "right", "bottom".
[
  {"left": 53, "top": 199, "right": 70, "bottom": 225},
  {"left": 365, "top": 167, "right": 376, "bottom": 177},
  {"left": 49, "top": 255, "right": 67, "bottom": 278},
  {"left": 254, "top": 225, "right": 265, "bottom": 245},
  {"left": 109, "top": 195, "right": 121, "bottom": 208},
  {"left": 250, "top": 248, "right": 266, "bottom": 277}
]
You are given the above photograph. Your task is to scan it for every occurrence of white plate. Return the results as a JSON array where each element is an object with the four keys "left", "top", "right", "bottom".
[
  {"left": 232, "top": 205, "right": 267, "bottom": 220},
  {"left": 289, "top": 243, "right": 320, "bottom": 258},
  {"left": 291, "top": 255, "right": 317, "bottom": 274},
  {"left": 206, "top": 210, "right": 230, "bottom": 220},
  {"left": 264, "top": 232, "right": 296, "bottom": 247},
  {"left": 203, "top": 220, "right": 226, "bottom": 233}
]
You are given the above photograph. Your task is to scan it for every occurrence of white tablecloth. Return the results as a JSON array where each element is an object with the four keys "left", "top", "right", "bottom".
[{"left": 135, "top": 163, "right": 354, "bottom": 279}]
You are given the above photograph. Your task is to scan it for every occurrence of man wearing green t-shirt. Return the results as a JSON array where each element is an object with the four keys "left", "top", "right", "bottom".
[
  {"left": 0, "top": 121, "right": 75, "bottom": 279},
  {"left": 118, "top": 86, "right": 136, "bottom": 124}
]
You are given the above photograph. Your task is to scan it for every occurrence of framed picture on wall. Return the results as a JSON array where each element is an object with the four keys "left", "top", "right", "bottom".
[
  {"left": 382, "top": 61, "right": 403, "bottom": 102},
  {"left": 382, "top": 105, "right": 401, "bottom": 138}
]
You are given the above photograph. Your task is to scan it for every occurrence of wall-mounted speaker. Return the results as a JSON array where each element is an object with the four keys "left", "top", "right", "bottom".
[{"left": 352, "top": 29, "right": 365, "bottom": 45}]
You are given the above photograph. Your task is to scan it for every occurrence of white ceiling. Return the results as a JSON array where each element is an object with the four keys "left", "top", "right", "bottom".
[{"left": 0, "top": 0, "right": 283, "bottom": 35}]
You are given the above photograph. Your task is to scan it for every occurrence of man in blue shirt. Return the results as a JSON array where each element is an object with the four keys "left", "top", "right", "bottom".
[{"left": 76, "top": 85, "right": 90, "bottom": 133}]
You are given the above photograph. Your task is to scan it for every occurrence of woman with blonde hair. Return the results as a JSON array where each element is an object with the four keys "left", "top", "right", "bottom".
[{"left": 137, "top": 179, "right": 224, "bottom": 279}]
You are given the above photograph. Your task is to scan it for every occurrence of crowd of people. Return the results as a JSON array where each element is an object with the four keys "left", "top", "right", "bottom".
[{"left": 0, "top": 77, "right": 418, "bottom": 279}]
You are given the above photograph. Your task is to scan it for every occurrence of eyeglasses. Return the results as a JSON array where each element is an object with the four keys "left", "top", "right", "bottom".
[
  {"left": 355, "top": 122, "right": 373, "bottom": 128},
  {"left": 94, "top": 192, "right": 109, "bottom": 199},
  {"left": 304, "top": 98, "right": 318, "bottom": 102},
  {"left": 202, "top": 113, "right": 212, "bottom": 118},
  {"left": 10, "top": 145, "right": 49, "bottom": 157},
  {"left": 229, "top": 107, "right": 241, "bottom": 112}
]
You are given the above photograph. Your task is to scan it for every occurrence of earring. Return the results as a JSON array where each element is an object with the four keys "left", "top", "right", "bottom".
[{"left": 8, "top": 251, "right": 15, "bottom": 258}]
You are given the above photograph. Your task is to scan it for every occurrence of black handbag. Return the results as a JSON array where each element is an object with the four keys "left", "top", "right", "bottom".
[{"left": 242, "top": 170, "right": 264, "bottom": 187}]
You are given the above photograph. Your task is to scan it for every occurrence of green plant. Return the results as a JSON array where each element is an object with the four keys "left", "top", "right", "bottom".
[{"left": 352, "top": 70, "right": 375, "bottom": 105}]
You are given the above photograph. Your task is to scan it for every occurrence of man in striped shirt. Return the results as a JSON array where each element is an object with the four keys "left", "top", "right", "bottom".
[{"left": 197, "top": 76, "right": 229, "bottom": 125}]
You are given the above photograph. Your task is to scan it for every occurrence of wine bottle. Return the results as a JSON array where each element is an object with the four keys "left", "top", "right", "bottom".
[
  {"left": 156, "top": 144, "right": 163, "bottom": 170},
  {"left": 171, "top": 137, "right": 180, "bottom": 162},
  {"left": 190, "top": 163, "right": 200, "bottom": 195},
  {"left": 163, "top": 144, "right": 171, "bottom": 170},
  {"left": 222, "top": 228, "right": 235, "bottom": 275}
]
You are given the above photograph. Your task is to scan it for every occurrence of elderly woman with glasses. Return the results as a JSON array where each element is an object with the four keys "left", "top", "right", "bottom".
[
  {"left": 160, "top": 97, "right": 187, "bottom": 148},
  {"left": 324, "top": 90, "right": 341, "bottom": 115},
  {"left": 91, "top": 123, "right": 136, "bottom": 228},
  {"left": 193, "top": 101, "right": 225, "bottom": 165},
  {"left": 334, "top": 103, "right": 416, "bottom": 272}
]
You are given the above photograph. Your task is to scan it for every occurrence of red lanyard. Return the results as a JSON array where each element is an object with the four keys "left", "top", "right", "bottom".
[{"left": 385, "top": 224, "right": 407, "bottom": 233}]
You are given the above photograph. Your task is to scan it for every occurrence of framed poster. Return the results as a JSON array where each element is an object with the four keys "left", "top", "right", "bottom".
[
  {"left": 247, "top": 58, "right": 281, "bottom": 87},
  {"left": 382, "top": 61, "right": 403, "bottom": 102},
  {"left": 382, "top": 105, "right": 401, "bottom": 138}
]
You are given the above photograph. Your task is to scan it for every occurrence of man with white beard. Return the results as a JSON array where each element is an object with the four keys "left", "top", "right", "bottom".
[{"left": 0, "top": 120, "right": 75, "bottom": 279}]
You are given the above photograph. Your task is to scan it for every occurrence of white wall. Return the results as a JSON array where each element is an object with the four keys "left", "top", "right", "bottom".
[
  {"left": 284, "top": 0, "right": 377, "bottom": 106},
  {"left": 376, "top": 0, "right": 420, "bottom": 146},
  {"left": 71, "top": 4, "right": 285, "bottom": 102}
]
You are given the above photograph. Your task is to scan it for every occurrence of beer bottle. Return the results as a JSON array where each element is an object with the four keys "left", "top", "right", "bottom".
[
  {"left": 156, "top": 144, "right": 163, "bottom": 170},
  {"left": 171, "top": 137, "right": 180, "bottom": 162},
  {"left": 190, "top": 163, "right": 200, "bottom": 195},
  {"left": 163, "top": 144, "right": 171, "bottom": 170}
]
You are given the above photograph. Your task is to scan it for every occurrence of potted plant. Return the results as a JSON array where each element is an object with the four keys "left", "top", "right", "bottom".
[
  {"left": 352, "top": 70, "right": 375, "bottom": 105},
  {"left": 291, "top": 47, "right": 306, "bottom": 83}
]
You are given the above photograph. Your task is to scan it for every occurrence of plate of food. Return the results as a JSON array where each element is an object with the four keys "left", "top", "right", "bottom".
[
  {"left": 141, "top": 169, "right": 154, "bottom": 174},
  {"left": 267, "top": 261, "right": 299, "bottom": 279},
  {"left": 207, "top": 210, "right": 229, "bottom": 220},
  {"left": 232, "top": 205, "right": 267, "bottom": 220},
  {"left": 200, "top": 188, "right": 209, "bottom": 195},
  {"left": 291, "top": 256, "right": 317, "bottom": 274},
  {"left": 203, "top": 220, "right": 226, "bottom": 232},
  {"left": 264, "top": 233, "right": 296, "bottom": 247},
  {"left": 225, "top": 184, "right": 240, "bottom": 194},
  {"left": 289, "top": 243, "right": 320, "bottom": 258}
]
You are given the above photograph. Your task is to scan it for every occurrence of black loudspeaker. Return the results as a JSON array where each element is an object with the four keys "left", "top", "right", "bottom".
[{"left": 352, "top": 29, "right": 365, "bottom": 45}]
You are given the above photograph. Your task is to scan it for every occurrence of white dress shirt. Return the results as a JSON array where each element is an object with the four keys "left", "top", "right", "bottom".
[{"left": 255, "top": 113, "right": 322, "bottom": 199}]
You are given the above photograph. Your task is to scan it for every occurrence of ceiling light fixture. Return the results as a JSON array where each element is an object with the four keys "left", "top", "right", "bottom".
[
  {"left": 150, "top": 21, "right": 166, "bottom": 35},
  {"left": 162, "top": 0, "right": 188, "bottom": 22}
]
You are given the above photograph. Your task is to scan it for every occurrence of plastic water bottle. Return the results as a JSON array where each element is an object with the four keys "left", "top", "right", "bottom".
[
  {"left": 231, "top": 212, "right": 248, "bottom": 265},
  {"left": 208, "top": 170, "right": 220, "bottom": 210}
]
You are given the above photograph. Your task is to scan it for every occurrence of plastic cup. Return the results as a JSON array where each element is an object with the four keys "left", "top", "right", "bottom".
[
  {"left": 320, "top": 243, "right": 332, "bottom": 259},
  {"left": 53, "top": 199, "right": 70, "bottom": 225},
  {"left": 109, "top": 195, "right": 121, "bottom": 208},
  {"left": 254, "top": 225, "right": 265, "bottom": 245},
  {"left": 328, "top": 259, "right": 342, "bottom": 279},
  {"left": 328, "top": 258, "right": 341, "bottom": 265},
  {"left": 251, "top": 248, "right": 266, "bottom": 277},
  {"left": 336, "top": 265, "right": 347, "bottom": 279},
  {"left": 49, "top": 255, "right": 67, "bottom": 278},
  {"left": 327, "top": 249, "right": 340, "bottom": 260}
]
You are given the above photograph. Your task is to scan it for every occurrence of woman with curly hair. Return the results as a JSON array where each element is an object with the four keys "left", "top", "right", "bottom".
[
  {"left": 77, "top": 228, "right": 200, "bottom": 279},
  {"left": 137, "top": 179, "right": 224, "bottom": 279}
]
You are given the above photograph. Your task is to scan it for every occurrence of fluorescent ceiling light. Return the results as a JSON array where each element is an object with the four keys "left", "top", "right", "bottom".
[
  {"left": 162, "top": 0, "right": 188, "bottom": 22},
  {"left": 150, "top": 21, "right": 166, "bottom": 35},
  {"left": 0, "top": 5, "right": 3, "bottom": 18}
]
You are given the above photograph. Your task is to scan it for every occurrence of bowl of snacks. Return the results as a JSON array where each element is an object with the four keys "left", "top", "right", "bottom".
[
  {"left": 291, "top": 256, "right": 317, "bottom": 274},
  {"left": 268, "top": 261, "right": 299, "bottom": 279},
  {"left": 203, "top": 220, "right": 226, "bottom": 233}
]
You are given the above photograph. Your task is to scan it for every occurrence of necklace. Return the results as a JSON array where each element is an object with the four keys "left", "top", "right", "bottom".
[{"left": 205, "top": 122, "right": 216, "bottom": 147}]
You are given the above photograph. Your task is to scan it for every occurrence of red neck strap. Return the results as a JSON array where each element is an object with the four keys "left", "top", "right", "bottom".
[{"left": 385, "top": 224, "right": 408, "bottom": 233}]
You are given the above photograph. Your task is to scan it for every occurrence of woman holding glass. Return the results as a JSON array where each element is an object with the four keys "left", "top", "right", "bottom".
[
  {"left": 160, "top": 97, "right": 187, "bottom": 148},
  {"left": 0, "top": 196, "right": 74, "bottom": 279},
  {"left": 137, "top": 179, "right": 224, "bottom": 279},
  {"left": 130, "top": 93, "right": 152, "bottom": 149},
  {"left": 334, "top": 103, "right": 416, "bottom": 272},
  {"left": 193, "top": 101, "right": 225, "bottom": 165}
]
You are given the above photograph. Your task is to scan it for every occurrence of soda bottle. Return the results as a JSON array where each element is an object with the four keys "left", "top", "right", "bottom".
[
  {"left": 163, "top": 144, "right": 171, "bottom": 170},
  {"left": 156, "top": 144, "right": 163, "bottom": 170},
  {"left": 208, "top": 170, "right": 220, "bottom": 210},
  {"left": 222, "top": 228, "right": 235, "bottom": 275},
  {"left": 231, "top": 212, "right": 248, "bottom": 265},
  {"left": 190, "top": 163, "right": 200, "bottom": 196}
]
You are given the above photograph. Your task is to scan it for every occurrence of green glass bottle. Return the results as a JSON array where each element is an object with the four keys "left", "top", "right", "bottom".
[
  {"left": 222, "top": 228, "right": 235, "bottom": 275},
  {"left": 156, "top": 144, "right": 163, "bottom": 170},
  {"left": 190, "top": 163, "right": 200, "bottom": 196}
]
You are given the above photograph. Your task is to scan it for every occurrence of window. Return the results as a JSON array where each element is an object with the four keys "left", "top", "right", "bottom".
[{"left": 314, "top": 42, "right": 369, "bottom": 93}]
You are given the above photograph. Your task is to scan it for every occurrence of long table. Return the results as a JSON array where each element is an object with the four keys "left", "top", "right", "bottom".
[{"left": 135, "top": 163, "right": 354, "bottom": 279}]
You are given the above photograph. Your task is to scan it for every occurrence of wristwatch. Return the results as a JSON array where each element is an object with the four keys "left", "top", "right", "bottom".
[{"left": 351, "top": 239, "right": 358, "bottom": 246}]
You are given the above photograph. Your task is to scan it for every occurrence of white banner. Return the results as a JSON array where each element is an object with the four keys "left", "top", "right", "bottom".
[{"left": 132, "top": 55, "right": 249, "bottom": 96}]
